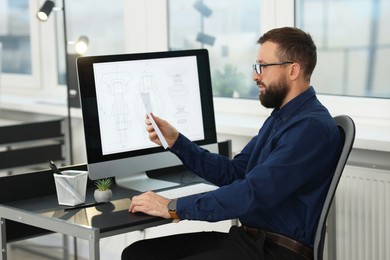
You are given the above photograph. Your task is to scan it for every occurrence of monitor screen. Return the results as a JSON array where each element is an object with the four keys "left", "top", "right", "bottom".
[{"left": 77, "top": 49, "right": 217, "bottom": 191}]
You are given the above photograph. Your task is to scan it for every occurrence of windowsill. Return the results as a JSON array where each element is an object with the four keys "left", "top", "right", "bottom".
[
  {"left": 0, "top": 94, "right": 68, "bottom": 117},
  {"left": 214, "top": 96, "right": 390, "bottom": 153},
  {"left": 215, "top": 111, "right": 390, "bottom": 153}
]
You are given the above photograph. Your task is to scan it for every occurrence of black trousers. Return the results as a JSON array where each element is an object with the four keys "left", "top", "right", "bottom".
[{"left": 121, "top": 226, "right": 306, "bottom": 260}]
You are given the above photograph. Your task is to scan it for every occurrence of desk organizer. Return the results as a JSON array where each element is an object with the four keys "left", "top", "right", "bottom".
[{"left": 54, "top": 170, "right": 88, "bottom": 206}]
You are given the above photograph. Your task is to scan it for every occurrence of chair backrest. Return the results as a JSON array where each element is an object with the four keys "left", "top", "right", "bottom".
[{"left": 313, "top": 115, "right": 356, "bottom": 260}]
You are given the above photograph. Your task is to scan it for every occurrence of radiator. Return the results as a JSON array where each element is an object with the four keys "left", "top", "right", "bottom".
[{"left": 335, "top": 165, "right": 390, "bottom": 260}]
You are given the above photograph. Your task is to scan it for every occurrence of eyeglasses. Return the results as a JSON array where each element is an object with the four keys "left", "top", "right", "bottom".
[{"left": 253, "top": 61, "right": 293, "bottom": 75}]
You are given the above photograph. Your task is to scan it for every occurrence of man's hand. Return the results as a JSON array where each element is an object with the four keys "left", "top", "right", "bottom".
[
  {"left": 145, "top": 114, "right": 179, "bottom": 148},
  {"left": 129, "top": 191, "right": 171, "bottom": 219}
]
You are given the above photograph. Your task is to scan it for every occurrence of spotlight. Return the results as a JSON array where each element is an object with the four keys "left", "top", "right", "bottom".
[
  {"left": 196, "top": 32, "right": 215, "bottom": 46},
  {"left": 75, "top": 36, "right": 89, "bottom": 54},
  {"left": 193, "top": 1, "right": 212, "bottom": 17},
  {"left": 36, "top": 0, "right": 55, "bottom": 21}
]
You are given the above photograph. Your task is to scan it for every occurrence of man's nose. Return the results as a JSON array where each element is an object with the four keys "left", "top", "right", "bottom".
[{"left": 253, "top": 70, "right": 261, "bottom": 81}]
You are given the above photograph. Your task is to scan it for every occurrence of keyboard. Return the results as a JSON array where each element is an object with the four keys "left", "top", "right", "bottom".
[{"left": 157, "top": 183, "right": 218, "bottom": 199}]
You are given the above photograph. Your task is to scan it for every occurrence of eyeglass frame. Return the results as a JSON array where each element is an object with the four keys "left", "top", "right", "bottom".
[{"left": 253, "top": 61, "right": 294, "bottom": 75}]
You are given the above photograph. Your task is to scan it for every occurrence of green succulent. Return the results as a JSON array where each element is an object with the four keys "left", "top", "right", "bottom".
[{"left": 95, "top": 178, "right": 113, "bottom": 191}]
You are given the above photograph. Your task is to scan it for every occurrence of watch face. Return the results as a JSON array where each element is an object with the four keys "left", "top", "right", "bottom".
[{"left": 168, "top": 199, "right": 177, "bottom": 212}]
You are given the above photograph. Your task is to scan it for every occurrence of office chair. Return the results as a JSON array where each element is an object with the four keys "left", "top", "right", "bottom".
[{"left": 313, "top": 115, "right": 356, "bottom": 260}]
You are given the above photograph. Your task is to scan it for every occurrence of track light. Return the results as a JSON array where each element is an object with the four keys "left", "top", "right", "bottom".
[
  {"left": 37, "top": 0, "right": 55, "bottom": 21},
  {"left": 74, "top": 36, "right": 89, "bottom": 55},
  {"left": 196, "top": 32, "right": 215, "bottom": 46},
  {"left": 193, "top": 1, "right": 212, "bottom": 17}
]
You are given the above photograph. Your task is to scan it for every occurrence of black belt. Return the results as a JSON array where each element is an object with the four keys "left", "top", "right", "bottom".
[{"left": 240, "top": 226, "right": 313, "bottom": 260}]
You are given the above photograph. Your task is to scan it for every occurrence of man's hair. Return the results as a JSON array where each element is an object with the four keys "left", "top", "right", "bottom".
[{"left": 257, "top": 27, "right": 317, "bottom": 81}]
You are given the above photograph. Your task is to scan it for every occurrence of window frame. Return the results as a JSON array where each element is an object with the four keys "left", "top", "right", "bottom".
[
  {"left": 1, "top": 0, "right": 389, "bottom": 124},
  {"left": 1, "top": 0, "right": 69, "bottom": 115},
  {"left": 136, "top": 0, "right": 389, "bottom": 138},
  {"left": 1, "top": 1, "right": 41, "bottom": 91},
  {"left": 215, "top": 0, "right": 390, "bottom": 126}
]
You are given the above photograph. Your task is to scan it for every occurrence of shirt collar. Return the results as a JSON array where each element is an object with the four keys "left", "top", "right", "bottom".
[{"left": 271, "top": 86, "right": 316, "bottom": 121}]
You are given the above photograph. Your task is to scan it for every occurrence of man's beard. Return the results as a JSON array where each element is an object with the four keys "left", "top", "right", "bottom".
[{"left": 259, "top": 77, "right": 289, "bottom": 108}]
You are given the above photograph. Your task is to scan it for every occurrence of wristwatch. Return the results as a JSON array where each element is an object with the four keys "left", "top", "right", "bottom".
[{"left": 167, "top": 199, "right": 179, "bottom": 219}]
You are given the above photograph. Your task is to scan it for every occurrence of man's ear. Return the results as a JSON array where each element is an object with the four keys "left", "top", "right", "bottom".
[{"left": 289, "top": 63, "right": 302, "bottom": 80}]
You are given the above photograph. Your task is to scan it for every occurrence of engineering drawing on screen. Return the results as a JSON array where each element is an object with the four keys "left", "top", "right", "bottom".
[{"left": 93, "top": 56, "right": 205, "bottom": 156}]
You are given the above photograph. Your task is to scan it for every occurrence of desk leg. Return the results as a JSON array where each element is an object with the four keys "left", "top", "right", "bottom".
[
  {"left": 0, "top": 218, "right": 7, "bottom": 260},
  {"left": 63, "top": 234, "right": 69, "bottom": 260},
  {"left": 89, "top": 238, "right": 99, "bottom": 260}
]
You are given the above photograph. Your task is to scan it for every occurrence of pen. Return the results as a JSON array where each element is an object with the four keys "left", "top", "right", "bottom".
[
  {"left": 49, "top": 160, "right": 62, "bottom": 175},
  {"left": 64, "top": 202, "right": 106, "bottom": 211}
]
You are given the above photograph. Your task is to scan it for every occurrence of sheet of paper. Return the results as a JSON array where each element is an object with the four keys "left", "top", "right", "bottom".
[
  {"left": 140, "top": 92, "right": 152, "bottom": 113},
  {"left": 141, "top": 92, "right": 169, "bottom": 149}
]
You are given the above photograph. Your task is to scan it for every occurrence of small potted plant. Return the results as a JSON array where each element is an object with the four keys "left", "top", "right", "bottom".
[{"left": 94, "top": 178, "right": 113, "bottom": 202}]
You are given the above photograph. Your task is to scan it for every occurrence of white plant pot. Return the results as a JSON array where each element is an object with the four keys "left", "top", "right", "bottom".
[{"left": 94, "top": 189, "right": 113, "bottom": 202}]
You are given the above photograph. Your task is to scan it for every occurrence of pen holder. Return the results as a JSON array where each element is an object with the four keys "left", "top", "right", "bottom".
[{"left": 54, "top": 170, "right": 88, "bottom": 206}]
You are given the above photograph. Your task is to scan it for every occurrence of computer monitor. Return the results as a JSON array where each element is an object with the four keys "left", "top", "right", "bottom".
[{"left": 77, "top": 49, "right": 217, "bottom": 192}]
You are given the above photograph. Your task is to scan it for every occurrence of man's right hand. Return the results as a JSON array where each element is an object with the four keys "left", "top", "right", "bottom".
[{"left": 145, "top": 113, "right": 179, "bottom": 148}]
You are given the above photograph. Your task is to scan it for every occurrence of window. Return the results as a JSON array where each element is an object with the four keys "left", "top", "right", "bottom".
[
  {"left": 53, "top": 0, "right": 126, "bottom": 107},
  {"left": 59, "top": 0, "right": 125, "bottom": 85},
  {"left": 296, "top": 0, "right": 390, "bottom": 98},
  {"left": 1, "top": 0, "right": 388, "bottom": 115},
  {"left": 0, "top": 0, "right": 41, "bottom": 90},
  {"left": 0, "top": 0, "right": 30, "bottom": 74},
  {"left": 65, "top": 0, "right": 125, "bottom": 56},
  {"left": 168, "top": 0, "right": 261, "bottom": 99}
]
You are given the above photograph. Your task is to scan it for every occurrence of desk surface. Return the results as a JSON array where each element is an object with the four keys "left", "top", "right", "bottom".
[
  {"left": 2, "top": 185, "right": 171, "bottom": 238},
  {"left": 0, "top": 166, "right": 210, "bottom": 259},
  {"left": 0, "top": 141, "right": 231, "bottom": 259},
  {"left": 0, "top": 185, "right": 172, "bottom": 260}
]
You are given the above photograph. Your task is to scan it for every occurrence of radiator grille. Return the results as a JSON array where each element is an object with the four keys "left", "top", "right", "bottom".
[{"left": 335, "top": 166, "right": 390, "bottom": 260}]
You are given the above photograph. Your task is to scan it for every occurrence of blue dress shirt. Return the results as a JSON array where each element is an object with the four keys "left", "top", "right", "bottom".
[{"left": 169, "top": 86, "right": 342, "bottom": 247}]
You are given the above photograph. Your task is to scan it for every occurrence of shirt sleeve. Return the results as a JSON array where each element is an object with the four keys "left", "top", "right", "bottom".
[
  {"left": 169, "top": 133, "right": 250, "bottom": 186},
  {"left": 171, "top": 117, "right": 341, "bottom": 222}
]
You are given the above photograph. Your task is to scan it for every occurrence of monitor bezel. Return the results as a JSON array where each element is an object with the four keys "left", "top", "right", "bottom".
[{"left": 76, "top": 49, "right": 217, "bottom": 165}]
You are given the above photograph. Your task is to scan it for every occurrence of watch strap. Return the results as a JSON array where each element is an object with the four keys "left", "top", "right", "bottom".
[{"left": 168, "top": 199, "right": 180, "bottom": 219}]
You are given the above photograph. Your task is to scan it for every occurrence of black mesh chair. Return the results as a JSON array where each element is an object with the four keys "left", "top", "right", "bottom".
[{"left": 314, "top": 115, "right": 356, "bottom": 260}]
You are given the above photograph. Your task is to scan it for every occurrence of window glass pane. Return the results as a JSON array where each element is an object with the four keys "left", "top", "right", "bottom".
[
  {"left": 168, "top": 0, "right": 261, "bottom": 99},
  {"left": 296, "top": 0, "right": 390, "bottom": 98},
  {"left": 58, "top": 0, "right": 125, "bottom": 84},
  {"left": 0, "top": 0, "right": 31, "bottom": 74},
  {"left": 65, "top": 0, "right": 124, "bottom": 56}
]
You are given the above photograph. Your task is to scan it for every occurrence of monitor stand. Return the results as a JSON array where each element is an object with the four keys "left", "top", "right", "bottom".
[{"left": 115, "top": 171, "right": 180, "bottom": 192}]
